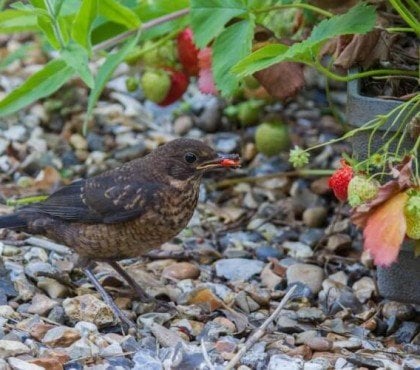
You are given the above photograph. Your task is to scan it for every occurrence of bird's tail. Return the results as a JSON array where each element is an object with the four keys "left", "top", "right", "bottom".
[{"left": 0, "top": 213, "right": 28, "bottom": 229}]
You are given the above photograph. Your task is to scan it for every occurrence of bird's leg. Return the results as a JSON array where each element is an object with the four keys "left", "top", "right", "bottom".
[
  {"left": 107, "top": 261, "right": 152, "bottom": 302},
  {"left": 108, "top": 261, "right": 174, "bottom": 311},
  {"left": 82, "top": 264, "right": 136, "bottom": 329}
]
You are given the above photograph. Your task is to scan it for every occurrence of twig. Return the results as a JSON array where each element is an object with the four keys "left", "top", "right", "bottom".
[
  {"left": 225, "top": 285, "right": 297, "bottom": 370},
  {"left": 201, "top": 339, "right": 216, "bottom": 370},
  {"left": 214, "top": 169, "right": 333, "bottom": 189},
  {"left": 93, "top": 9, "right": 189, "bottom": 52},
  {"left": 26, "top": 236, "right": 71, "bottom": 254}
]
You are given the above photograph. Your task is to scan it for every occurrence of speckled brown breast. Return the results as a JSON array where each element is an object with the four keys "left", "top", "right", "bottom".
[{"left": 44, "top": 182, "right": 200, "bottom": 261}]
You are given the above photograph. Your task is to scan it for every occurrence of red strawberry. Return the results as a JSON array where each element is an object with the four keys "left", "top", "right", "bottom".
[
  {"left": 141, "top": 68, "right": 188, "bottom": 106},
  {"left": 158, "top": 68, "right": 189, "bottom": 106},
  {"left": 328, "top": 159, "right": 354, "bottom": 201},
  {"left": 197, "top": 47, "right": 217, "bottom": 95},
  {"left": 177, "top": 28, "right": 199, "bottom": 76}
]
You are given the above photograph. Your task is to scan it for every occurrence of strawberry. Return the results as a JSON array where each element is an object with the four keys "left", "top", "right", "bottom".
[
  {"left": 159, "top": 68, "right": 189, "bottom": 106},
  {"left": 140, "top": 68, "right": 188, "bottom": 106},
  {"left": 177, "top": 28, "right": 199, "bottom": 76},
  {"left": 347, "top": 175, "right": 379, "bottom": 206},
  {"left": 197, "top": 47, "right": 217, "bottom": 94},
  {"left": 140, "top": 69, "right": 171, "bottom": 104},
  {"left": 328, "top": 159, "right": 354, "bottom": 201},
  {"left": 404, "top": 189, "right": 420, "bottom": 240}
]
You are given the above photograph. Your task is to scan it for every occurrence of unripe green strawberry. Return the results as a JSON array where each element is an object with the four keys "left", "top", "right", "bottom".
[
  {"left": 125, "top": 76, "right": 139, "bottom": 92},
  {"left": 140, "top": 69, "right": 171, "bottom": 104},
  {"left": 404, "top": 189, "right": 420, "bottom": 240},
  {"left": 255, "top": 121, "right": 290, "bottom": 157},
  {"left": 237, "top": 99, "right": 265, "bottom": 126},
  {"left": 347, "top": 175, "right": 379, "bottom": 206}
]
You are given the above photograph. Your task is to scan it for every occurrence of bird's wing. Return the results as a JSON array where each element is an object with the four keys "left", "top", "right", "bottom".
[{"left": 23, "top": 176, "right": 163, "bottom": 224}]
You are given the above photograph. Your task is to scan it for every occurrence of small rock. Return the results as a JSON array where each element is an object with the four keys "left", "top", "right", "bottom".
[
  {"left": 68, "top": 337, "right": 98, "bottom": 360},
  {"left": 0, "top": 306, "right": 17, "bottom": 319},
  {"left": 352, "top": 277, "right": 376, "bottom": 303},
  {"left": 326, "top": 234, "right": 352, "bottom": 252},
  {"left": 8, "top": 357, "right": 43, "bottom": 370},
  {"left": 173, "top": 115, "right": 193, "bottom": 135},
  {"left": 276, "top": 315, "right": 302, "bottom": 334},
  {"left": 47, "top": 305, "right": 66, "bottom": 324},
  {"left": 27, "top": 294, "right": 58, "bottom": 315},
  {"left": 100, "top": 342, "right": 123, "bottom": 357},
  {"left": 302, "top": 207, "right": 328, "bottom": 227},
  {"left": 234, "top": 291, "right": 260, "bottom": 313},
  {"left": 0, "top": 340, "right": 30, "bottom": 357},
  {"left": 74, "top": 322, "right": 98, "bottom": 337},
  {"left": 255, "top": 245, "right": 282, "bottom": 262},
  {"left": 287, "top": 263, "right": 324, "bottom": 294},
  {"left": 297, "top": 307, "right": 325, "bottom": 322},
  {"left": 162, "top": 262, "right": 200, "bottom": 281},
  {"left": 394, "top": 321, "right": 420, "bottom": 344},
  {"left": 382, "top": 301, "right": 415, "bottom": 320},
  {"left": 332, "top": 337, "right": 362, "bottom": 350},
  {"left": 215, "top": 258, "right": 264, "bottom": 281},
  {"left": 69, "top": 134, "right": 88, "bottom": 150},
  {"left": 328, "top": 271, "right": 348, "bottom": 286},
  {"left": 268, "top": 354, "right": 304, "bottom": 370},
  {"left": 132, "top": 349, "right": 162, "bottom": 370},
  {"left": 63, "top": 294, "right": 115, "bottom": 327},
  {"left": 24, "top": 261, "right": 57, "bottom": 280},
  {"left": 299, "top": 229, "right": 324, "bottom": 247},
  {"left": 37, "top": 277, "right": 68, "bottom": 299},
  {"left": 42, "top": 326, "right": 81, "bottom": 347},
  {"left": 3, "top": 126, "right": 26, "bottom": 141},
  {"left": 305, "top": 336, "right": 332, "bottom": 351},
  {"left": 30, "top": 357, "right": 64, "bottom": 370},
  {"left": 283, "top": 242, "right": 314, "bottom": 259},
  {"left": 29, "top": 323, "right": 54, "bottom": 341},
  {"left": 212, "top": 133, "right": 240, "bottom": 153}
]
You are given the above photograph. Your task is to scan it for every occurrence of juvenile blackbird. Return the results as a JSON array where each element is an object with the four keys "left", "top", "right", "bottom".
[{"left": 0, "top": 138, "right": 240, "bottom": 327}]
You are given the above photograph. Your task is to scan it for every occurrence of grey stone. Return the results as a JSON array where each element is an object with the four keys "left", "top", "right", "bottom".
[
  {"left": 268, "top": 354, "right": 304, "bottom": 370},
  {"left": 287, "top": 263, "right": 324, "bottom": 293},
  {"left": 215, "top": 259, "right": 264, "bottom": 281}
]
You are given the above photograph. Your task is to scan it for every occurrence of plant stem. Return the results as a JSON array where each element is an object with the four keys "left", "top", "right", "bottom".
[
  {"left": 255, "top": 4, "right": 333, "bottom": 18},
  {"left": 385, "top": 27, "right": 416, "bottom": 33},
  {"left": 314, "top": 61, "right": 418, "bottom": 82},
  {"left": 93, "top": 8, "right": 189, "bottom": 53},
  {"left": 389, "top": 0, "right": 420, "bottom": 35},
  {"left": 45, "top": 0, "right": 65, "bottom": 48}
]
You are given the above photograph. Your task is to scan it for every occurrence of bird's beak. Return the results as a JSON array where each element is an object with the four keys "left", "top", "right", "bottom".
[{"left": 196, "top": 153, "right": 241, "bottom": 170}]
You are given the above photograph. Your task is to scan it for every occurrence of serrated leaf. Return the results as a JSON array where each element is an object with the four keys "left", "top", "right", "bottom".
[
  {"left": 98, "top": 0, "right": 140, "bottom": 29},
  {"left": 213, "top": 19, "right": 253, "bottom": 96},
  {"left": 85, "top": 31, "right": 140, "bottom": 132},
  {"left": 233, "top": 2, "right": 376, "bottom": 77},
  {"left": 61, "top": 42, "right": 94, "bottom": 88},
  {"left": 0, "top": 9, "right": 38, "bottom": 33},
  {"left": 72, "top": 0, "right": 98, "bottom": 52},
  {"left": 190, "top": 0, "right": 247, "bottom": 48},
  {"left": 0, "top": 59, "right": 74, "bottom": 117}
]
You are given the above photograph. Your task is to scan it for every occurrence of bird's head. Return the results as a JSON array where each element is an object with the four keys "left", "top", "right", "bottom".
[{"left": 152, "top": 138, "right": 240, "bottom": 181}]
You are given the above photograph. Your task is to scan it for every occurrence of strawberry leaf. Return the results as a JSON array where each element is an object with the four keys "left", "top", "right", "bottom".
[
  {"left": 213, "top": 19, "right": 253, "bottom": 96},
  {"left": 190, "top": 0, "right": 247, "bottom": 48}
]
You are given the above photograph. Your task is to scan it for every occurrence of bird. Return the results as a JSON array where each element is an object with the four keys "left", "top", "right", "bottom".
[{"left": 0, "top": 138, "right": 240, "bottom": 327}]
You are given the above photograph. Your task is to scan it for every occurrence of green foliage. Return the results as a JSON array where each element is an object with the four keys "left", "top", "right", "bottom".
[
  {"left": 190, "top": 0, "right": 248, "bottom": 48},
  {"left": 72, "top": 0, "right": 98, "bottom": 52},
  {"left": 0, "top": 9, "right": 37, "bottom": 33},
  {"left": 232, "top": 3, "right": 377, "bottom": 77},
  {"left": 0, "top": 59, "right": 74, "bottom": 117},
  {"left": 212, "top": 19, "right": 253, "bottom": 96},
  {"left": 98, "top": 0, "right": 140, "bottom": 29}
]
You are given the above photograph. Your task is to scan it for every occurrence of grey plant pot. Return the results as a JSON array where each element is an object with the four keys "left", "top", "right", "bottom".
[{"left": 347, "top": 72, "right": 420, "bottom": 304}]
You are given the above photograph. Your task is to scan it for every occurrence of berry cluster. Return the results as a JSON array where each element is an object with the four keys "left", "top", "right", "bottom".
[{"left": 127, "top": 28, "right": 215, "bottom": 106}]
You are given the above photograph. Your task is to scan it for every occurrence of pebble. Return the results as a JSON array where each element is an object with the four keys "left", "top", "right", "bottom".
[
  {"left": 212, "top": 133, "right": 240, "bottom": 153},
  {"left": 63, "top": 294, "right": 115, "bottom": 327},
  {"left": 162, "top": 262, "right": 200, "bottom": 281},
  {"left": 305, "top": 337, "right": 332, "bottom": 352},
  {"left": 27, "top": 293, "right": 58, "bottom": 315},
  {"left": 0, "top": 306, "right": 17, "bottom": 319},
  {"left": 297, "top": 307, "right": 326, "bottom": 322},
  {"left": 382, "top": 301, "right": 415, "bottom": 320},
  {"left": 268, "top": 354, "right": 304, "bottom": 370},
  {"left": 42, "top": 326, "right": 81, "bottom": 347},
  {"left": 299, "top": 229, "right": 324, "bottom": 247},
  {"left": 132, "top": 349, "right": 162, "bottom": 370},
  {"left": 68, "top": 337, "right": 99, "bottom": 360},
  {"left": 8, "top": 357, "right": 43, "bottom": 370},
  {"left": 255, "top": 245, "right": 282, "bottom": 262},
  {"left": 0, "top": 340, "right": 30, "bottom": 358},
  {"left": 302, "top": 207, "right": 328, "bottom": 227},
  {"left": 37, "top": 277, "right": 68, "bottom": 299},
  {"left": 24, "top": 261, "right": 57, "bottom": 280},
  {"left": 287, "top": 263, "right": 324, "bottom": 294},
  {"left": 352, "top": 276, "right": 376, "bottom": 303},
  {"left": 74, "top": 321, "right": 98, "bottom": 337},
  {"left": 394, "top": 321, "right": 420, "bottom": 343},
  {"left": 215, "top": 258, "right": 264, "bottom": 281},
  {"left": 326, "top": 234, "right": 352, "bottom": 252},
  {"left": 173, "top": 115, "right": 193, "bottom": 135},
  {"left": 3, "top": 125, "right": 26, "bottom": 141},
  {"left": 332, "top": 337, "right": 362, "bottom": 350},
  {"left": 69, "top": 133, "right": 88, "bottom": 150},
  {"left": 283, "top": 242, "right": 314, "bottom": 259}
]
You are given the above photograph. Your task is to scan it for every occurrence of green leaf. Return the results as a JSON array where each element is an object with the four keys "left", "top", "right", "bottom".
[
  {"left": 61, "top": 42, "right": 94, "bottom": 88},
  {"left": 98, "top": 0, "right": 140, "bottom": 29},
  {"left": 213, "top": 19, "right": 253, "bottom": 96},
  {"left": 0, "top": 59, "right": 74, "bottom": 117},
  {"left": 0, "top": 9, "right": 38, "bottom": 33},
  {"left": 72, "top": 0, "right": 98, "bottom": 52},
  {"left": 233, "top": 2, "right": 377, "bottom": 77},
  {"left": 85, "top": 31, "right": 140, "bottom": 132},
  {"left": 37, "top": 14, "right": 61, "bottom": 49},
  {"left": 190, "top": 0, "right": 247, "bottom": 48}
]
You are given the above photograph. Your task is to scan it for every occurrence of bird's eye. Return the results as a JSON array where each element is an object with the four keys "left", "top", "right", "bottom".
[{"left": 184, "top": 152, "right": 197, "bottom": 163}]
